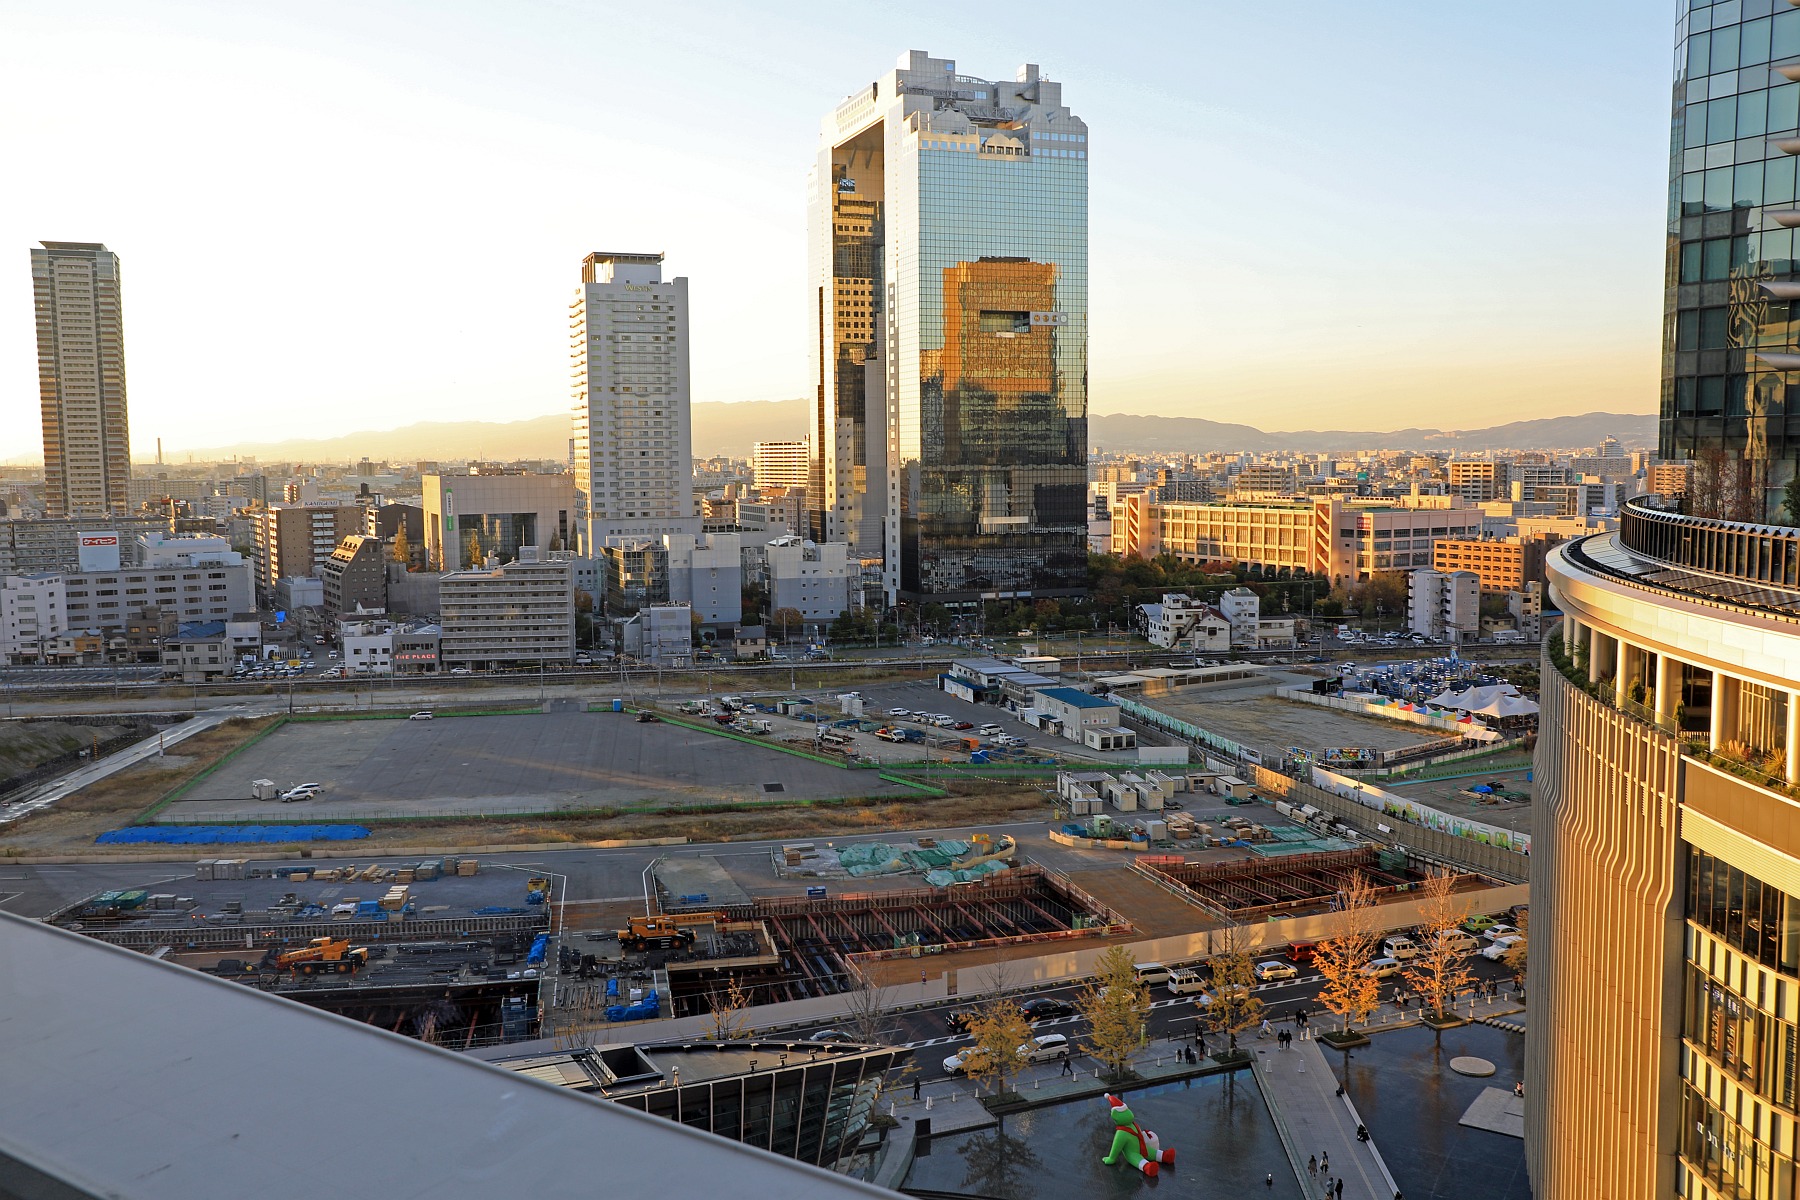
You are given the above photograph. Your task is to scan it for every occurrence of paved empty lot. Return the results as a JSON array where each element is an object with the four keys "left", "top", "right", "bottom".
[
  {"left": 1387, "top": 763, "right": 1535, "bottom": 836},
  {"left": 1143, "top": 691, "right": 1440, "bottom": 758},
  {"left": 156, "top": 709, "right": 921, "bottom": 820}
]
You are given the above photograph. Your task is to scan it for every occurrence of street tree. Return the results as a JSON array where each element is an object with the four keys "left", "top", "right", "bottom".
[
  {"left": 1076, "top": 945, "right": 1151, "bottom": 1082},
  {"left": 1504, "top": 907, "right": 1529, "bottom": 977},
  {"left": 964, "top": 998, "right": 1033, "bottom": 1099},
  {"left": 1204, "top": 924, "right": 1265, "bottom": 1057},
  {"left": 1400, "top": 871, "right": 1475, "bottom": 1024},
  {"left": 1315, "top": 871, "right": 1383, "bottom": 1036},
  {"left": 771, "top": 607, "right": 804, "bottom": 643},
  {"left": 705, "top": 975, "right": 755, "bottom": 1040}
]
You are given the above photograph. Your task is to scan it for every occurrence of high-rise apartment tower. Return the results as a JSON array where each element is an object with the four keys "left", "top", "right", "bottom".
[
  {"left": 32, "top": 242, "right": 131, "bottom": 518},
  {"left": 811, "top": 51, "right": 1089, "bottom": 604},
  {"left": 1663, "top": 4, "right": 1800, "bottom": 518},
  {"left": 571, "top": 252, "right": 698, "bottom": 553}
]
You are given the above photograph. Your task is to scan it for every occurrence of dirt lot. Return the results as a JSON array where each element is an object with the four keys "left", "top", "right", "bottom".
[{"left": 1144, "top": 692, "right": 1440, "bottom": 758}]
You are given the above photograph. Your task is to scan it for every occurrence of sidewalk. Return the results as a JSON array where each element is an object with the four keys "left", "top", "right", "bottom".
[{"left": 1257, "top": 1037, "right": 1396, "bottom": 1200}]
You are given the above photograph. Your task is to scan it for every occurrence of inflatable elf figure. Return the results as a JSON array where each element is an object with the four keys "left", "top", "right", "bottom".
[{"left": 1100, "top": 1093, "right": 1176, "bottom": 1177}]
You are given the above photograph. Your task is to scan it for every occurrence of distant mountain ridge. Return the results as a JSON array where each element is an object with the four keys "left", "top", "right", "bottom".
[{"left": 165, "top": 403, "right": 1655, "bottom": 463}]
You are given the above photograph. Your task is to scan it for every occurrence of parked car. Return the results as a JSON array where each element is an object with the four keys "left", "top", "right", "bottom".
[
  {"left": 1019, "top": 997, "right": 1075, "bottom": 1021},
  {"left": 1022, "top": 1033, "right": 1071, "bottom": 1063},
  {"left": 954, "top": 721, "right": 975, "bottom": 731},
  {"left": 408, "top": 711, "right": 433, "bottom": 721},
  {"left": 978, "top": 724, "right": 1003, "bottom": 736},
  {"left": 1254, "top": 961, "right": 1299, "bottom": 982},
  {"left": 1482, "top": 935, "right": 1522, "bottom": 961},
  {"left": 1481, "top": 923, "right": 1520, "bottom": 942},
  {"left": 946, "top": 1008, "right": 978, "bottom": 1033},
  {"left": 1461, "top": 914, "right": 1499, "bottom": 935},
  {"left": 1362, "top": 957, "right": 1403, "bottom": 979},
  {"left": 807, "top": 1029, "right": 860, "bottom": 1043},
  {"left": 280, "top": 784, "right": 321, "bottom": 803}
]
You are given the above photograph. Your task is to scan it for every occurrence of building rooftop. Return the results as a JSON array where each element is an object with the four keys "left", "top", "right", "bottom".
[
  {"left": 1037, "top": 686, "right": 1116, "bottom": 709},
  {"left": 0, "top": 913, "right": 893, "bottom": 1200}
]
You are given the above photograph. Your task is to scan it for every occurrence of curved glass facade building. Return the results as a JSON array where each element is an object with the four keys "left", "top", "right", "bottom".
[
  {"left": 1531, "top": 498, "right": 1800, "bottom": 1198},
  {"left": 1666, "top": 1, "right": 1800, "bottom": 518},
  {"left": 810, "top": 51, "right": 1089, "bottom": 604}
]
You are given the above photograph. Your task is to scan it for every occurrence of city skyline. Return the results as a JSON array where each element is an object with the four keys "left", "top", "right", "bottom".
[{"left": 0, "top": 1, "right": 1669, "bottom": 462}]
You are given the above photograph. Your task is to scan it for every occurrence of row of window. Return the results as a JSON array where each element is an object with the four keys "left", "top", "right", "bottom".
[{"left": 1683, "top": 11, "right": 1800, "bottom": 78}]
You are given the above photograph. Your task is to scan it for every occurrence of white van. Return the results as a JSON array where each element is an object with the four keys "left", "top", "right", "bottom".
[
  {"left": 1382, "top": 935, "right": 1421, "bottom": 961},
  {"left": 1132, "top": 962, "right": 1171, "bottom": 986},
  {"left": 1166, "top": 968, "right": 1209, "bottom": 996},
  {"left": 1435, "top": 929, "right": 1480, "bottom": 954},
  {"left": 978, "top": 724, "right": 1004, "bottom": 736}
]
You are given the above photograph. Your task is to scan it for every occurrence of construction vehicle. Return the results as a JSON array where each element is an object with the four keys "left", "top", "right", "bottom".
[
  {"left": 524, "top": 877, "right": 551, "bottom": 905},
  {"left": 616, "top": 912, "right": 719, "bottom": 953},
  {"left": 272, "top": 937, "right": 371, "bottom": 976}
]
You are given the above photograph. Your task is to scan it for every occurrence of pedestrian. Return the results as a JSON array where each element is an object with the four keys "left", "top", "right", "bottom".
[
  {"left": 1260, "top": 1017, "right": 1273, "bottom": 1039},
  {"left": 913, "top": 1077, "right": 921, "bottom": 1101},
  {"left": 1266, "top": 1173, "right": 1274, "bottom": 1189},
  {"left": 1308, "top": 1154, "right": 1317, "bottom": 1175},
  {"left": 1321, "top": 1151, "right": 1329, "bottom": 1173},
  {"left": 1062, "top": 1055, "right": 1074, "bottom": 1077},
  {"left": 1514, "top": 1079, "right": 1524, "bottom": 1098},
  {"left": 1336, "top": 1178, "right": 1343, "bottom": 1199}
]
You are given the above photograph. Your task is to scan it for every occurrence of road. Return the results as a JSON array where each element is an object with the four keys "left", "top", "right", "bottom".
[{"left": 0, "top": 712, "right": 230, "bottom": 825}]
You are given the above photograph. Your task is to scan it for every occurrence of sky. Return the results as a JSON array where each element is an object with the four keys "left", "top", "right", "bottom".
[{"left": 0, "top": 0, "right": 1674, "bottom": 460}]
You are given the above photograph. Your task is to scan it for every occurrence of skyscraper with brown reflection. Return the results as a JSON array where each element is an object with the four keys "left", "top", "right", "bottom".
[
  {"left": 811, "top": 51, "right": 1088, "bottom": 604},
  {"left": 33, "top": 241, "right": 131, "bottom": 519}
]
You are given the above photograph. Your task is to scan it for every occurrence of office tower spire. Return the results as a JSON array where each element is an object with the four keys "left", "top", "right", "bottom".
[
  {"left": 811, "top": 52, "right": 1089, "bottom": 604},
  {"left": 33, "top": 241, "right": 131, "bottom": 518}
]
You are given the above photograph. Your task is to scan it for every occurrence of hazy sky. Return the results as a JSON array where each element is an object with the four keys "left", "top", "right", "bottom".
[{"left": 0, "top": 0, "right": 1671, "bottom": 460}]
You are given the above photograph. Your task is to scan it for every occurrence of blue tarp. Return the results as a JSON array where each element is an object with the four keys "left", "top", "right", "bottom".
[
  {"left": 95, "top": 824, "right": 372, "bottom": 845},
  {"left": 606, "top": 989, "right": 660, "bottom": 1022},
  {"left": 526, "top": 934, "right": 548, "bottom": 964}
]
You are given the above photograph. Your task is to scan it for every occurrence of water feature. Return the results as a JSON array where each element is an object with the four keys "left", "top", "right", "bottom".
[
  {"left": 903, "top": 1071, "right": 1300, "bottom": 1198},
  {"left": 1338, "top": 1023, "right": 1530, "bottom": 1200}
]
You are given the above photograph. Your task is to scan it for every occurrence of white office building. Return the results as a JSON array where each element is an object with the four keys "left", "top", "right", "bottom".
[
  {"left": 571, "top": 252, "right": 698, "bottom": 551},
  {"left": 1407, "top": 568, "right": 1480, "bottom": 642},
  {"left": 756, "top": 537, "right": 854, "bottom": 622}
]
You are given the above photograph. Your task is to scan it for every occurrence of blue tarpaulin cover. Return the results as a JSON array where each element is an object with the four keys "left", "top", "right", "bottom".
[{"left": 95, "top": 825, "right": 372, "bottom": 845}]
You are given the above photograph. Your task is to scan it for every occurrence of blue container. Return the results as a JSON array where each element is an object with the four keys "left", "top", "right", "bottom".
[
  {"left": 806, "top": 886, "right": 828, "bottom": 899},
  {"left": 612, "top": 698, "right": 624, "bottom": 712}
]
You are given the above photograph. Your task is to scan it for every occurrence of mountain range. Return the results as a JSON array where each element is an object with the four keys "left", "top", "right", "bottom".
[{"left": 164, "top": 403, "right": 1655, "bottom": 463}]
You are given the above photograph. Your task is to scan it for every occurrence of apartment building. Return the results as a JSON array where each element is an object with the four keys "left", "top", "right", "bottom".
[
  {"left": 0, "top": 574, "right": 65, "bottom": 663},
  {"left": 250, "top": 505, "right": 363, "bottom": 597},
  {"left": 1405, "top": 569, "right": 1478, "bottom": 642},
  {"left": 437, "top": 550, "right": 575, "bottom": 667},
  {"left": 1447, "top": 460, "right": 1510, "bottom": 503},
  {"left": 1646, "top": 459, "right": 1694, "bottom": 499},
  {"left": 751, "top": 441, "right": 810, "bottom": 491},
  {"left": 1429, "top": 535, "right": 1556, "bottom": 594},
  {"left": 761, "top": 537, "right": 852, "bottom": 622},
  {"left": 318, "top": 535, "right": 388, "bottom": 614},
  {"left": 33, "top": 242, "right": 131, "bottom": 518},
  {"left": 1135, "top": 593, "right": 1231, "bottom": 652}
]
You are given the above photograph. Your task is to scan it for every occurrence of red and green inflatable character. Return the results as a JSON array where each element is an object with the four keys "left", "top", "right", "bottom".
[{"left": 1101, "top": 1093, "right": 1176, "bottom": 1177}]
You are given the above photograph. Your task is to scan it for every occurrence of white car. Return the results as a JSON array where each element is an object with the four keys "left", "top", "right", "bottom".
[
  {"left": 409, "top": 711, "right": 433, "bottom": 721},
  {"left": 1254, "top": 961, "right": 1299, "bottom": 982},
  {"left": 450, "top": 667, "right": 471, "bottom": 675},
  {"left": 978, "top": 724, "right": 1004, "bottom": 736},
  {"left": 1362, "top": 957, "right": 1403, "bottom": 979},
  {"left": 888, "top": 708, "right": 912, "bottom": 718},
  {"left": 1482, "top": 935, "right": 1521, "bottom": 961},
  {"left": 1022, "top": 1033, "right": 1070, "bottom": 1063},
  {"left": 942, "top": 1047, "right": 976, "bottom": 1075},
  {"left": 1482, "top": 923, "right": 1520, "bottom": 942},
  {"left": 280, "top": 784, "right": 321, "bottom": 803}
]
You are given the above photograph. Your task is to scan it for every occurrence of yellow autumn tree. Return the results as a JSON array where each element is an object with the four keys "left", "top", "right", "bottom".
[
  {"left": 1076, "top": 945, "right": 1150, "bottom": 1082},
  {"left": 1400, "top": 871, "right": 1474, "bottom": 1023},
  {"left": 1205, "top": 923, "right": 1265, "bottom": 1057},
  {"left": 964, "top": 997, "right": 1033, "bottom": 1099},
  {"left": 1315, "top": 871, "right": 1382, "bottom": 1038}
]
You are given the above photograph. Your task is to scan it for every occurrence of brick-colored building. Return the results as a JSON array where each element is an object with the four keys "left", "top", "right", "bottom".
[{"left": 1430, "top": 535, "right": 1556, "bottom": 594}]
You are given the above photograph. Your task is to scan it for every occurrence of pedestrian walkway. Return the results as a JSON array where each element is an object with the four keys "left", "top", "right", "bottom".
[
  {"left": 1256, "top": 1037, "right": 1397, "bottom": 1200},
  {"left": 0, "top": 712, "right": 225, "bottom": 824}
]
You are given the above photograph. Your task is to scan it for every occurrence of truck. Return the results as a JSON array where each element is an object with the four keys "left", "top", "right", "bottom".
[{"left": 616, "top": 913, "right": 718, "bottom": 952}]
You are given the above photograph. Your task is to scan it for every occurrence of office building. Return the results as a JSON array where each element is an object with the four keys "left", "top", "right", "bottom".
[
  {"left": 813, "top": 51, "right": 1089, "bottom": 602},
  {"left": 759, "top": 536, "right": 853, "bottom": 622},
  {"left": 59, "top": 558, "right": 254, "bottom": 636},
  {"left": 1405, "top": 569, "right": 1479, "bottom": 642},
  {"left": 438, "top": 550, "right": 575, "bottom": 667},
  {"left": 422, "top": 471, "right": 576, "bottom": 573},
  {"left": 620, "top": 603, "right": 693, "bottom": 663},
  {"left": 600, "top": 533, "right": 742, "bottom": 626},
  {"left": 33, "top": 242, "right": 131, "bottom": 519},
  {"left": 1430, "top": 535, "right": 1557, "bottom": 595},
  {"left": 570, "top": 252, "right": 698, "bottom": 549},
  {"left": 250, "top": 505, "right": 363, "bottom": 598},
  {"left": 319, "top": 534, "right": 388, "bottom": 614},
  {"left": 0, "top": 517, "right": 168, "bottom": 575},
  {"left": 1528, "top": 497, "right": 1800, "bottom": 1198},
  {"left": 1662, "top": 5, "right": 1800, "bottom": 517},
  {"left": 752, "top": 441, "right": 811, "bottom": 490}
]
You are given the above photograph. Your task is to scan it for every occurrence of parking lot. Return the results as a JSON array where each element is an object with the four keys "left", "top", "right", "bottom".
[{"left": 155, "top": 708, "right": 922, "bottom": 820}]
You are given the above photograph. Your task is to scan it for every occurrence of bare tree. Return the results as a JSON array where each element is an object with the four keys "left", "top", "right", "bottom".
[
  {"left": 1204, "top": 923, "right": 1266, "bottom": 1057},
  {"left": 706, "top": 975, "right": 755, "bottom": 1040}
]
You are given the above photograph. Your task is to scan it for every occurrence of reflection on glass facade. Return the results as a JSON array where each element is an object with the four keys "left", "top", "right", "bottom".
[
  {"left": 1681, "top": 847, "right": 1800, "bottom": 1197},
  {"left": 1665, "top": 2, "right": 1800, "bottom": 517},
  {"left": 813, "top": 51, "right": 1088, "bottom": 603}
]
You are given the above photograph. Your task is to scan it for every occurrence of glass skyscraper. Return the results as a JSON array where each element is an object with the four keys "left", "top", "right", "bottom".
[
  {"left": 810, "top": 50, "right": 1089, "bottom": 605},
  {"left": 1666, "top": 2, "right": 1800, "bottom": 518}
]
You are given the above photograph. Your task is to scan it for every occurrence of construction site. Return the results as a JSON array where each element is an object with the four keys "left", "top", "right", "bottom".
[
  {"left": 1136, "top": 846, "right": 1473, "bottom": 921},
  {"left": 50, "top": 856, "right": 555, "bottom": 1046}
]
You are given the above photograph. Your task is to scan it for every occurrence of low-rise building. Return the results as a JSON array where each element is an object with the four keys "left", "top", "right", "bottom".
[
  {"left": 0, "top": 573, "right": 65, "bottom": 663},
  {"left": 339, "top": 617, "right": 395, "bottom": 675},
  {"left": 621, "top": 603, "right": 692, "bottom": 663},
  {"left": 438, "top": 550, "right": 575, "bottom": 668},
  {"left": 760, "top": 537, "right": 851, "bottom": 622},
  {"left": 161, "top": 620, "right": 231, "bottom": 681},
  {"left": 1033, "top": 686, "right": 1136, "bottom": 751},
  {"left": 1136, "top": 593, "right": 1231, "bottom": 652},
  {"left": 275, "top": 576, "right": 324, "bottom": 611}
]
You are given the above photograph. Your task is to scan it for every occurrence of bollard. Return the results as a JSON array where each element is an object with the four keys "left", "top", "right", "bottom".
[
  {"left": 925, "top": 1095, "right": 933, "bottom": 1110},
  {"left": 1034, "top": 1076, "right": 1040, "bottom": 1090}
]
